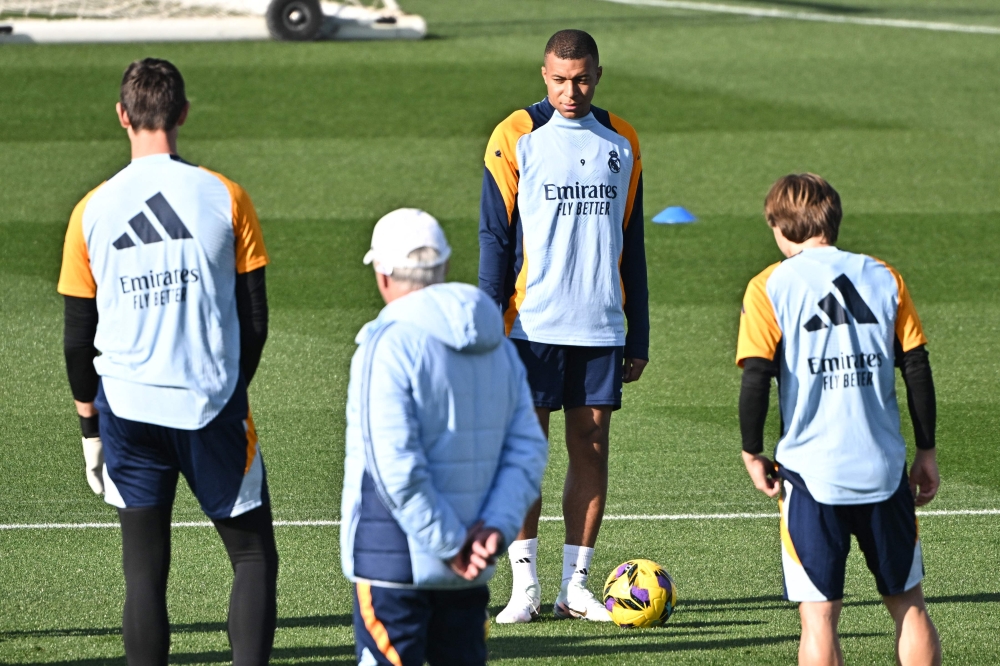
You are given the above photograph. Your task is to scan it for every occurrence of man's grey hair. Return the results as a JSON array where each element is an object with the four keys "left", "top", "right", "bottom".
[{"left": 389, "top": 246, "right": 447, "bottom": 287}]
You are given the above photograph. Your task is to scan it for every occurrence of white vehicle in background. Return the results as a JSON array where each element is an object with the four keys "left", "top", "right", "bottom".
[
  {"left": 267, "top": 0, "right": 424, "bottom": 41},
  {"left": 0, "top": 0, "right": 425, "bottom": 43}
]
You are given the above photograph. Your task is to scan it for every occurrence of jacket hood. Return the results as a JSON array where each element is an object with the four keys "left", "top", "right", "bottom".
[{"left": 357, "top": 283, "right": 504, "bottom": 354}]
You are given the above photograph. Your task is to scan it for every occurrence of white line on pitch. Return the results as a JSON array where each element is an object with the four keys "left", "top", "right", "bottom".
[
  {"left": 542, "top": 512, "right": 778, "bottom": 521},
  {"left": 2, "top": 509, "right": 997, "bottom": 530},
  {"left": 601, "top": 0, "right": 1000, "bottom": 35}
]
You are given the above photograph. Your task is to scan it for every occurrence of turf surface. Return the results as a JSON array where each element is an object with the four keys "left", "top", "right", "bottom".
[{"left": 2, "top": 0, "right": 999, "bottom": 663}]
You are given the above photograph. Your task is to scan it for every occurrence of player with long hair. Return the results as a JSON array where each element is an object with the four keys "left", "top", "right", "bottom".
[{"left": 738, "top": 174, "right": 941, "bottom": 666}]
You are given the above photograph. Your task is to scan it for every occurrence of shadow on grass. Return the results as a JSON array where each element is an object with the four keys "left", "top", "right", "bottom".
[
  {"left": 677, "top": 595, "right": 790, "bottom": 613},
  {"left": 484, "top": 595, "right": 790, "bottom": 619},
  {"left": 6, "top": 594, "right": 996, "bottom": 662},
  {"left": 682, "top": 595, "right": 786, "bottom": 606},
  {"left": 841, "top": 592, "right": 1000, "bottom": 608},
  {"left": 488, "top": 632, "right": 801, "bottom": 658},
  {"left": 0, "top": 613, "right": 352, "bottom": 640},
  {"left": 680, "top": 592, "right": 1000, "bottom": 610},
  {"left": 2, "top": 645, "right": 355, "bottom": 666},
  {"left": 652, "top": 592, "right": 1000, "bottom": 613}
]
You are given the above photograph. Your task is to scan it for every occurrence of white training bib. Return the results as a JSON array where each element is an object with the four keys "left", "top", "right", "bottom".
[{"left": 81, "top": 154, "right": 241, "bottom": 429}]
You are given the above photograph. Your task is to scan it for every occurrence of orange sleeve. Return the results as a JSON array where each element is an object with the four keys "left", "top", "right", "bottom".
[
  {"left": 736, "top": 263, "right": 783, "bottom": 366},
  {"left": 608, "top": 113, "right": 642, "bottom": 231},
  {"left": 484, "top": 109, "right": 532, "bottom": 225},
  {"left": 873, "top": 258, "right": 927, "bottom": 352},
  {"left": 56, "top": 186, "right": 102, "bottom": 298},
  {"left": 203, "top": 169, "right": 269, "bottom": 274}
]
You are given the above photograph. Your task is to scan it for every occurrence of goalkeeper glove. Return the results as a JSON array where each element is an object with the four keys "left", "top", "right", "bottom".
[{"left": 82, "top": 436, "right": 104, "bottom": 495}]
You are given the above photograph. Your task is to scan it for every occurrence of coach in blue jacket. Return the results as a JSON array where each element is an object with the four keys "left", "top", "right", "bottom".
[{"left": 341, "top": 208, "right": 549, "bottom": 666}]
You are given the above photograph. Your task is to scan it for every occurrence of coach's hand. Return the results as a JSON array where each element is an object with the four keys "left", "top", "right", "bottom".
[
  {"left": 82, "top": 436, "right": 105, "bottom": 495},
  {"left": 742, "top": 451, "right": 780, "bottom": 498},
  {"left": 623, "top": 358, "right": 648, "bottom": 383},
  {"left": 909, "top": 448, "right": 940, "bottom": 507},
  {"left": 448, "top": 522, "right": 505, "bottom": 581}
]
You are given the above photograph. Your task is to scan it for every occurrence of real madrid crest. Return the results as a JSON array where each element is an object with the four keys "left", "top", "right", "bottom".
[{"left": 608, "top": 150, "right": 621, "bottom": 174}]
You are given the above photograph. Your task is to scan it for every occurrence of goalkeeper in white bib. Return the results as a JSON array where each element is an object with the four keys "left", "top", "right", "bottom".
[{"left": 58, "top": 58, "right": 277, "bottom": 666}]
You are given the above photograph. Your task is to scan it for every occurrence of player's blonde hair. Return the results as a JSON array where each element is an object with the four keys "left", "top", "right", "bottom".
[{"left": 764, "top": 173, "right": 842, "bottom": 244}]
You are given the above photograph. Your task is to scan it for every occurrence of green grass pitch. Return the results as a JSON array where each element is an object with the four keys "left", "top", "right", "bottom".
[{"left": 2, "top": 0, "right": 1000, "bottom": 662}]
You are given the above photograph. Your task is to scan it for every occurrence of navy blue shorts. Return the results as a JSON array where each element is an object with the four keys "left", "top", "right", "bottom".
[
  {"left": 778, "top": 468, "right": 923, "bottom": 602},
  {"left": 95, "top": 378, "right": 268, "bottom": 521},
  {"left": 353, "top": 583, "right": 489, "bottom": 666},
  {"left": 511, "top": 339, "right": 624, "bottom": 411}
]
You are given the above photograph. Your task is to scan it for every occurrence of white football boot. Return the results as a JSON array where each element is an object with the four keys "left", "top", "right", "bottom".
[
  {"left": 553, "top": 582, "right": 613, "bottom": 622},
  {"left": 495, "top": 582, "right": 540, "bottom": 624}
]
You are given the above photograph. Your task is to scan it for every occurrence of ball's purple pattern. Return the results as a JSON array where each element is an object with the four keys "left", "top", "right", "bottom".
[
  {"left": 655, "top": 573, "right": 671, "bottom": 590},
  {"left": 614, "top": 563, "right": 630, "bottom": 578},
  {"left": 630, "top": 586, "right": 650, "bottom": 604},
  {"left": 605, "top": 598, "right": 616, "bottom": 612}
]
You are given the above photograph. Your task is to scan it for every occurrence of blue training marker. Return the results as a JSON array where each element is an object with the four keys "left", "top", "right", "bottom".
[{"left": 652, "top": 206, "right": 697, "bottom": 224}]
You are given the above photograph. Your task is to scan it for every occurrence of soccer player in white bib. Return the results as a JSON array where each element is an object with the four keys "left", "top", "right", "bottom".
[
  {"left": 737, "top": 174, "right": 941, "bottom": 665},
  {"left": 57, "top": 59, "right": 277, "bottom": 666},
  {"left": 479, "top": 29, "right": 649, "bottom": 623}
]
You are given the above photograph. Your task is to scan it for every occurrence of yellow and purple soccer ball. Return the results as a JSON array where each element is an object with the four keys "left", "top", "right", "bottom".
[{"left": 603, "top": 559, "right": 677, "bottom": 628}]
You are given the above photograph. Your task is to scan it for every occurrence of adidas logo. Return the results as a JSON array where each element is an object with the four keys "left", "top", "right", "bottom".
[
  {"left": 514, "top": 558, "right": 531, "bottom": 564},
  {"left": 113, "top": 193, "right": 192, "bottom": 250},
  {"left": 803, "top": 275, "right": 878, "bottom": 332}
]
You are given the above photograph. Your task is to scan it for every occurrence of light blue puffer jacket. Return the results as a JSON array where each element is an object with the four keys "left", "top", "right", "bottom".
[{"left": 340, "top": 282, "right": 548, "bottom": 589}]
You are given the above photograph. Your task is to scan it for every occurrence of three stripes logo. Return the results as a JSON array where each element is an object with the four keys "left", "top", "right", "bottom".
[
  {"left": 113, "top": 193, "right": 192, "bottom": 250},
  {"left": 803, "top": 275, "right": 878, "bottom": 332}
]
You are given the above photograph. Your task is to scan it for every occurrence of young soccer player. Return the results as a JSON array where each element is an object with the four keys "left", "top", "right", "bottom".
[
  {"left": 479, "top": 28, "right": 649, "bottom": 624},
  {"left": 737, "top": 174, "right": 942, "bottom": 666},
  {"left": 58, "top": 59, "right": 277, "bottom": 666},
  {"left": 342, "top": 209, "right": 548, "bottom": 665}
]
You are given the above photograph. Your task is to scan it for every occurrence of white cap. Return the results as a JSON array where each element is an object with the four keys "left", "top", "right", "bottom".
[{"left": 363, "top": 208, "right": 452, "bottom": 276}]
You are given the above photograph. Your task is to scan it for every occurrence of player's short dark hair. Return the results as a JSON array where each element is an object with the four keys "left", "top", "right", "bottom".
[
  {"left": 765, "top": 173, "right": 842, "bottom": 244},
  {"left": 544, "top": 29, "right": 599, "bottom": 65},
  {"left": 120, "top": 58, "right": 188, "bottom": 132}
]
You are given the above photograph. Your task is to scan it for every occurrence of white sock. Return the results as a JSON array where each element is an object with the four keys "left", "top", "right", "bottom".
[
  {"left": 508, "top": 538, "right": 538, "bottom": 594},
  {"left": 562, "top": 544, "right": 594, "bottom": 592}
]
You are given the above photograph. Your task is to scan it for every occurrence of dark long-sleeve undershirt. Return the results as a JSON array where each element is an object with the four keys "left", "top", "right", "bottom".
[
  {"left": 739, "top": 357, "right": 777, "bottom": 455},
  {"left": 895, "top": 340, "right": 936, "bottom": 451},
  {"left": 64, "top": 295, "right": 100, "bottom": 403},
  {"left": 738, "top": 343, "right": 936, "bottom": 454},
  {"left": 63, "top": 266, "right": 269, "bottom": 418},
  {"left": 235, "top": 266, "right": 268, "bottom": 384}
]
